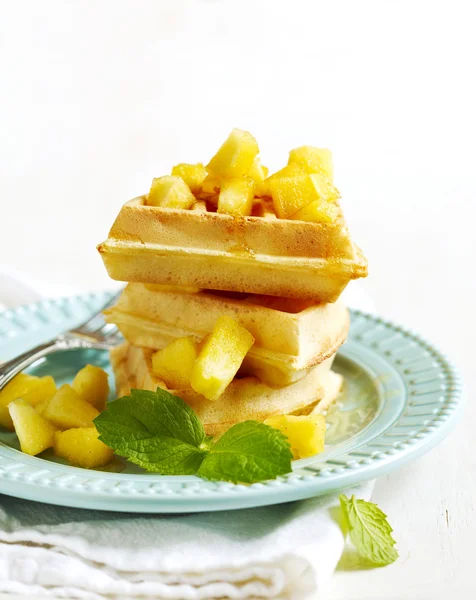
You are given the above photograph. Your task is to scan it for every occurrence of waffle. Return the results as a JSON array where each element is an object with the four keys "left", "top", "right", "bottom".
[
  {"left": 98, "top": 196, "right": 367, "bottom": 302},
  {"left": 111, "top": 343, "right": 343, "bottom": 436},
  {"left": 104, "top": 283, "right": 350, "bottom": 387}
]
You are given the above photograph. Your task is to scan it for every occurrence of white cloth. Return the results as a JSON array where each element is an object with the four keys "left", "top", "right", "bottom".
[
  {"left": 0, "top": 270, "right": 376, "bottom": 599},
  {"left": 0, "top": 485, "right": 373, "bottom": 599}
]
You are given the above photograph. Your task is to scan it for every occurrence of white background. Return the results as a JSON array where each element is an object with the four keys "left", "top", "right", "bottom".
[{"left": 1, "top": 1, "right": 475, "bottom": 599}]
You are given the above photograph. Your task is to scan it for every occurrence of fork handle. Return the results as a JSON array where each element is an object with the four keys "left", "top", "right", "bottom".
[{"left": 0, "top": 338, "right": 64, "bottom": 389}]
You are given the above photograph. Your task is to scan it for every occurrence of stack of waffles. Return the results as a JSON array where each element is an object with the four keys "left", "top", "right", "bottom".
[{"left": 98, "top": 129, "right": 367, "bottom": 438}]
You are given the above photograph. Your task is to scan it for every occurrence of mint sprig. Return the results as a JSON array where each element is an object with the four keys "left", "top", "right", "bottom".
[
  {"left": 340, "top": 494, "right": 398, "bottom": 566},
  {"left": 94, "top": 388, "right": 292, "bottom": 482}
]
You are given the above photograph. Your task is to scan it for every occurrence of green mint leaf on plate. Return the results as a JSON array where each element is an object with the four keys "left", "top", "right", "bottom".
[
  {"left": 94, "top": 388, "right": 207, "bottom": 475},
  {"left": 198, "top": 420, "right": 292, "bottom": 483},
  {"left": 339, "top": 494, "right": 398, "bottom": 566}
]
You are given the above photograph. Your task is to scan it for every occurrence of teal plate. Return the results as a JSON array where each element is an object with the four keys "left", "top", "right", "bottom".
[{"left": 0, "top": 293, "right": 463, "bottom": 512}]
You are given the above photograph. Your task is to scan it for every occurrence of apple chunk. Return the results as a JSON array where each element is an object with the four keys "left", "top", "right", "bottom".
[
  {"left": 8, "top": 399, "right": 57, "bottom": 456},
  {"left": 191, "top": 316, "right": 254, "bottom": 401}
]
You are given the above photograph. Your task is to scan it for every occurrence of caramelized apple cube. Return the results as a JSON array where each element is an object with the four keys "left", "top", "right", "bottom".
[
  {"left": 249, "top": 157, "right": 268, "bottom": 182},
  {"left": 151, "top": 337, "right": 198, "bottom": 389},
  {"left": 171, "top": 163, "right": 207, "bottom": 193},
  {"left": 290, "top": 199, "right": 341, "bottom": 224},
  {"left": 201, "top": 174, "right": 221, "bottom": 196},
  {"left": 147, "top": 176, "right": 195, "bottom": 209},
  {"left": 191, "top": 316, "right": 254, "bottom": 401},
  {"left": 268, "top": 163, "right": 306, "bottom": 180},
  {"left": 270, "top": 173, "right": 340, "bottom": 219},
  {"left": 23, "top": 376, "right": 56, "bottom": 405},
  {"left": 54, "top": 427, "right": 113, "bottom": 468},
  {"left": 8, "top": 399, "right": 57, "bottom": 455},
  {"left": 249, "top": 157, "right": 270, "bottom": 197},
  {"left": 35, "top": 400, "right": 49, "bottom": 415},
  {"left": 264, "top": 414, "right": 326, "bottom": 459},
  {"left": 206, "top": 129, "right": 259, "bottom": 178},
  {"left": 218, "top": 177, "right": 255, "bottom": 216},
  {"left": 256, "top": 163, "right": 304, "bottom": 198},
  {"left": 255, "top": 180, "right": 271, "bottom": 198},
  {"left": 288, "top": 146, "right": 334, "bottom": 182},
  {"left": 0, "top": 373, "right": 56, "bottom": 430},
  {"left": 43, "top": 384, "right": 99, "bottom": 430},
  {"left": 72, "top": 364, "right": 109, "bottom": 410}
]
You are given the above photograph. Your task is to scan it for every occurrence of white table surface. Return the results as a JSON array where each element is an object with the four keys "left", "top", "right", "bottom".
[{"left": 1, "top": 1, "right": 475, "bottom": 598}]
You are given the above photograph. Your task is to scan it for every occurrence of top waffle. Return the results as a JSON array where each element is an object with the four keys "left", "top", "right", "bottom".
[{"left": 98, "top": 129, "right": 367, "bottom": 301}]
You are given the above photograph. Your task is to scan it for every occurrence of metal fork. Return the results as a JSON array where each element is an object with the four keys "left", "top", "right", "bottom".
[{"left": 0, "top": 291, "right": 123, "bottom": 390}]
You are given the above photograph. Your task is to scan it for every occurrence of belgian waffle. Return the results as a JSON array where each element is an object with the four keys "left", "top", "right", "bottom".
[
  {"left": 98, "top": 196, "right": 367, "bottom": 302},
  {"left": 104, "top": 283, "right": 350, "bottom": 387}
]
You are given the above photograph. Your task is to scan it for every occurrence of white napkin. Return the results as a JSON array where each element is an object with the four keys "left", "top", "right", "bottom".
[
  {"left": 0, "top": 484, "right": 373, "bottom": 600},
  {"left": 0, "top": 270, "right": 376, "bottom": 599}
]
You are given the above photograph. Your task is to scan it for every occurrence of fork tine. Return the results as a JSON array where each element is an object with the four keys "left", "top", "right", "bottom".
[
  {"left": 71, "top": 289, "right": 122, "bottom": 335},
  {"left": 91, "top": 322, "right": 118, "bottom": 337}
]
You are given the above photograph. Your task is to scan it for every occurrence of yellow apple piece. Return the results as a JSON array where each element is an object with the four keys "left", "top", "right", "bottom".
[
  {"left": 191, "top": 316, "right": 255, "bottom": 401},
  {"left": 72, "top": 364, "right": 109, "bottom": 410},
  {"left": 0, "top": 373, "right": 56, "bottom": 430},
  {"left": 270, "top": 173, "right": 340, "bottom": 219},
  {"left": 264, "top": 414, "right": 326, "bottom": 459},
  {"left": 35, "top": 399, "right": 49, "bottom": 415},
  {"left": 249, "top": 156, "right": 268, "bottom": 183},
  {"left": 290, "top": 199, "right": 341, "bottom": 224},
  {"left": 151, "top": 337, "right": 198, "bottom": 389},
  {"left": 267, "top": 162, "right": 307, "bottom": 180},
  {"left": 54, "top": 427, "right": 113, "bottom": 468},
  {"left": 147, "top": 175, "right": 195, "bottom": 209},
  {"left": 206, "top": 128, "right": 259, "bottom": 178},
  {"left": 43, "top": 384, "right": 99, "bottom": 430},
  {"left": 8, "top": 399, "right": 57, "bottom": 456},
  {"left": 200, "top": 174, "right": 221, "bottom": 196},
  {"left": 256, "top": 163, "right": 304, "bottom": 198},
  {"left": 254, "top": 180, "right": 271, "bottom": 198},
  {"left": 197, "top": 333, "right": 211, "bottom": 353},
  {"left": 171, "top": 163, "right": 207, "bottom": 193},
  {"left": 218, "top": 177, "right": 255, "bottom": 216},
  {"left": 288, "top": 146, "right": 334, "bottom": 182}
]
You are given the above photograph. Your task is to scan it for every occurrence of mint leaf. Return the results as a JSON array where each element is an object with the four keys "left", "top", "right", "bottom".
[
  {"left": 94, "top": 389, "right": 207, "bottom": 474},
  {"left": 339, "top": 494, "right": 398, "bottom": 566},
  {"left": 198, "top": 421, "right": 292, "bottom": 483}
]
